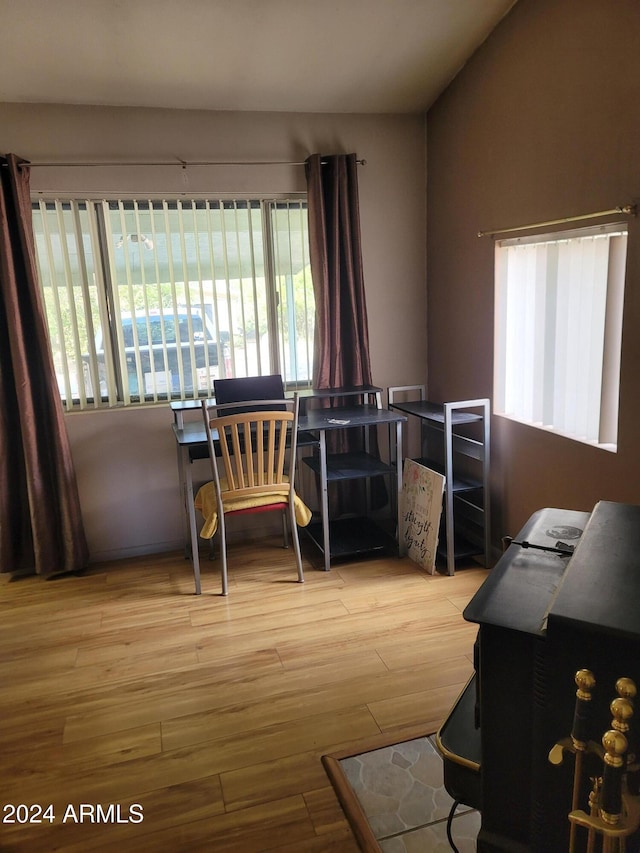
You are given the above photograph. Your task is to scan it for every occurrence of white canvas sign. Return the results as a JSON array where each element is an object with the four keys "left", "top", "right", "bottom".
[{"left": 401, "top": 458, "right": 445, "bottom": 574}]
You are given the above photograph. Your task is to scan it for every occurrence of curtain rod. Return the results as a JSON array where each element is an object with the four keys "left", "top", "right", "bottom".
[
  {"left": 478, "top": 204, "right": 636, "bottom": 238},
  {"left": 10, "top": 157, "right": 367, "bottom": 169}
]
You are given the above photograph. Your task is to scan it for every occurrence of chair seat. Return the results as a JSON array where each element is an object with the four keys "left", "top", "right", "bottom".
[
  {"left": 194, "top": 479, "right": 312, "bottom": 539},
  {"left": 227, "top": 502, "right": 287, "bottom": 516}
]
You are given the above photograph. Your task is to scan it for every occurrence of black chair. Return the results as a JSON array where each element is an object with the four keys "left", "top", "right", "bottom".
[
  {"left": 214, "top": 374, "right": 285, "bottom": 413},
  {"left": 188, "top": 375, "right": 287, "bottom": 463}
]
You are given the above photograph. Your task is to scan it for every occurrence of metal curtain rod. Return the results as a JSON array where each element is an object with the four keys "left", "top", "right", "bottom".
[
  {"left": 478, "top": 204, "right": 637, "bottom": 238},
  {"left": 11, "top": 157, "right": 367, "bottom": 169}
]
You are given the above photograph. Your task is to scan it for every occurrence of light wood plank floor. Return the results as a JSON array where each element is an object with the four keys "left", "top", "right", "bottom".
[{"left": 0, "top": 538, "right": 488, "bottom": 852}]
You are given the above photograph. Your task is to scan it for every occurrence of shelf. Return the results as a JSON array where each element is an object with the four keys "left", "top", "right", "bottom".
[
  {"left": 303, "top": 450, "right": 394, "bottom": 482},
  {"left": 296, "top": 430, "right": 319, "bottom": 448},
  {"left": 438, "top": 530, "right": 484, "bottom": 562},
  {"left": 297, "top": 384, "right": 382, "bottom": 412},
  {"left": 454, "top": 493, "right": 485, "bottom": 523},
  {"left": 304, "top": 516, "right": 397, "bottom": 559},
  {"left": 389, "top": 400, "right": 483, "bottom": 427},
  {"left": 415, "top": 457, "right": 482, "bottom": 493}
]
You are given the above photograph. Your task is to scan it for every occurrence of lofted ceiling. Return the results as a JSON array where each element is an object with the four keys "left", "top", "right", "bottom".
[{"left": 0, "top": 0, "right": 516, "bottom": 114}]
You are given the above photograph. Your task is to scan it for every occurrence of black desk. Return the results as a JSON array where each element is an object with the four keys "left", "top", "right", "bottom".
[
  {"left": 170, "top": 383, "right": 383, "bottom": 427},
  {"left": 170, "top": 386, "right": 399, "bottom": 580}
]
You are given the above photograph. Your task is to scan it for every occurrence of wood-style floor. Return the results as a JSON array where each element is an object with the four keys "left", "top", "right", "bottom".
[{"left": 0, "top": 538, "right": 488, "bottom": 852}]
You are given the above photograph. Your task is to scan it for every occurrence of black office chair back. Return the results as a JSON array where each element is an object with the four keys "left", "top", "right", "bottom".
[{"left": 213, "top": 374, "right": 285, "bottom": 413}]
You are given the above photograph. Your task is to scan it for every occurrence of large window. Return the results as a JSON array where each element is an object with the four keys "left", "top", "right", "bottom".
[
  {"left": 32, "top": 198, "right": 314, "bottom": 410},
  {"left": 494, "top": 223, "right": 627, "bottom": 450}
]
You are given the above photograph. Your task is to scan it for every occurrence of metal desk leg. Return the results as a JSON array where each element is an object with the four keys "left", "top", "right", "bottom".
[
  {"left": 444, "top": 405, "right": 455, "bottom": 576},
  {"left": 177, "top": 444, "right": 191, "bottom": 559},
  {"left": 184, "top": 452, "right": 202, "bottom": 594},
  {"left": 174, "top": 410, "right": 192, "bottom": 560},
  {"left": 319, "top": 430, "right": 331, "bottom": 572},
  {"left": 395, "top": 419, "right": 406, "bottom": 557}
]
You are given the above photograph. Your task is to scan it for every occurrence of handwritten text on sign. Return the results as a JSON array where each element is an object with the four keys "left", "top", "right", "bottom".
[{"left": 401, "top": 459, "right": 445, "bottom": 574}]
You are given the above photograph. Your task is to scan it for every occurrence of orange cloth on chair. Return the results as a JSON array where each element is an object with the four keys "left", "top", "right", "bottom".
[{"left": 194, "top": 480, "right": 312, "bottom": 539}]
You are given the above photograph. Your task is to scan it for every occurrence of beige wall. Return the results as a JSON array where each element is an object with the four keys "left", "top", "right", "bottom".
[
  {"left": 426, "top": 0, "right": 640, "bottom": 541},
  {"left": 2, "top": 105, "right": 427, "bottom": 560}
]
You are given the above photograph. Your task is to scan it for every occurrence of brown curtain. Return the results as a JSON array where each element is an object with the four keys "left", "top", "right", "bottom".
[
  {"left": 305, "top": 153, "right": 386, "bottom": 510},
  {"left": 305, "top": 153, "right": 373, "bottom": 390},
  {"left": 0, "top": 154, "right": 89, "bottom": 577}
]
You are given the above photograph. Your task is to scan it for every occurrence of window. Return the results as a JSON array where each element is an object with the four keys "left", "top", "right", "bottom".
[
  {"left": 494, "top": 223, "right": 627, "bottom": 450},
  {"left": 32, "top": 198, "right": 314, "bottom": 410}
]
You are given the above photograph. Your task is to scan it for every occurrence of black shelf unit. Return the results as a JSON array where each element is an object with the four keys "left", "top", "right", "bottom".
[
  {"left": 302, "top": 449, "right": 394, "bottom": 481},
  {"left": 389, "top": 388, "right": 491, "bottom": 575},
  {"left": 298, "top": 392, "right": 406, "bottom": 569},
  {"left": 304, "top": 516, "right": 397, "bottom": 560}
]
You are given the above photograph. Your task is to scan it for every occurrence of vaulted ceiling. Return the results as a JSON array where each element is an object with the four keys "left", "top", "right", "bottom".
[{"left": 0, "top": 0, "right": 516, "bottom": 114}]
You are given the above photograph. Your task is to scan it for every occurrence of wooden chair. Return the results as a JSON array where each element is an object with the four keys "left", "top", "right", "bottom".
[{"left": 195, "top": 394, "right": 310, "bottom": 595}]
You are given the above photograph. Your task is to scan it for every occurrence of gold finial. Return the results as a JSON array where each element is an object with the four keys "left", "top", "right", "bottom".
[
  {"left": 614, "top": 679, "right": 637, "bottom": 767},
  {"left": 610, "top": 697, "right": 633, "bottom": 734},
  {"left": 616, "top": 677, "right": 637, "bottom": 702},
  {"left": 602, "top": 730, "right": 628, "bottom": 768},
  {"left": 600, "top": 730, "right": 628, "bottom": 826},
  {"left": 575, "top": 669, "right": 596, "bottom": 700}
]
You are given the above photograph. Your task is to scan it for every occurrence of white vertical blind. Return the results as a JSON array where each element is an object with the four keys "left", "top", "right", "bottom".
[
  {"left": 32, "top": 197, "right": 314, "bottom": 410},
  {"left": 494, "top": 224, "right": 627, "bottom": 448}
]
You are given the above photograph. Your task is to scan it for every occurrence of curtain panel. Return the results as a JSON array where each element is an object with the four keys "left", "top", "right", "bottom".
[
  {"left": 305, "top": 153, "right": 374, "bottom": 390},
  {"left": 305, "top": 153, "right": 386, "bottom": 511},
  {"left": 0, "top": 154, "right": 88, "bottom": 576}
]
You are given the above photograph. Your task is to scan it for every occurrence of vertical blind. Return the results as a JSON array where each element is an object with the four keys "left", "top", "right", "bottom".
[
  {"left": 32, "top": 198, "right": 314, "bottom": 409},
  {"left": 494, "top": 224, "right": 627, "bottom": 447}
]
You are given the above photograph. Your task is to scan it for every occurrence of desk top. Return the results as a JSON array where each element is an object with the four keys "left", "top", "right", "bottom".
[
  {"left": 172, "top": 420, "right": 210, "bottom": 446},
  {"left": 298, "top": 404, "right": 406, "bottom": 432},
  {"left": 174, "top": 404, "right": 404, "bottom": 447},
  {"left": 170, "top": 384, "right": 383, "bottom": 415},
  {"left": 389, "top": 399, "right": 484, "bottom": 425}
]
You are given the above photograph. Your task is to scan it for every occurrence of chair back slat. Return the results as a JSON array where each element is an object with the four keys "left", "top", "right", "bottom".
[
  {"left": 202, "top": 397, "right": 299, "bottom": 503},
  {"left": 256, "top": 421, "right": 265, "bottom": 486},
  {"left": 244, "top": 423, "right": 255, "bottom": 488},
  {"left": 275, "top": 421, "right": 287, "bottom": 483},
  {"left": 266, "top": 420, "right": 276, "bottom": 485}
]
